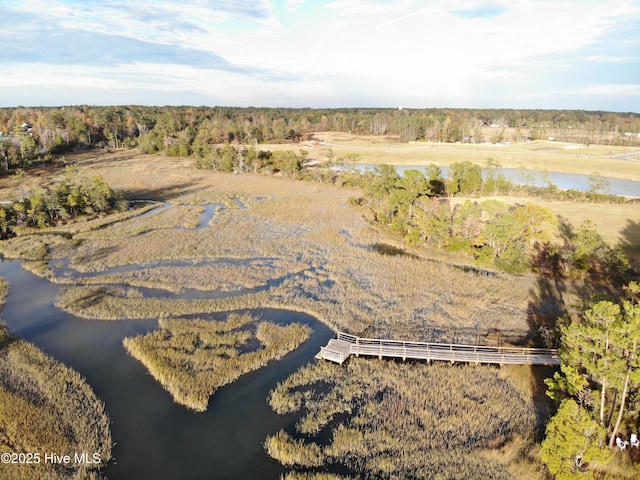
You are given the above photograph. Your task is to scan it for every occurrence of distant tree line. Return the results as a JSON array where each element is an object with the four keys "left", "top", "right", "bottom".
[
  {"left": 0, "top": 106, "right": 638, "bottom": 172},
  {"left": 0, "top": 166, "right": 126, "bottom": 238}
]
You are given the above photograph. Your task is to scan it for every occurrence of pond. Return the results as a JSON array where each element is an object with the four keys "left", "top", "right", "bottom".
[
  {"left": 0, "top": 259, "right": 334, "bottom": 479},
  {"left": 352, "top": 164, "right": 640, "bottom": 197}
]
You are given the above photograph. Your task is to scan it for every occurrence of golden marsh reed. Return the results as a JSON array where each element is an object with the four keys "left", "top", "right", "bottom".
[
  {"left": 51, "top": 258, "right": 307, "bottom": 294},
  {"left": 123, "top": 313, "right": 311, "bottom": 411},
  {"left": 47, "top": 164, "right": 541, "bottom": 342},
  {"left": 266, "top": 357, "right": 540, "bottom": 480},
  {"left": 0, "top": 279, "right": 112, "bottom": 480}
]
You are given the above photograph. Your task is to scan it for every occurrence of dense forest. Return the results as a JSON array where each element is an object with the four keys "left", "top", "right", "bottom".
[{"left": 1, "top": 106, "right": 639, "bottom": 171}]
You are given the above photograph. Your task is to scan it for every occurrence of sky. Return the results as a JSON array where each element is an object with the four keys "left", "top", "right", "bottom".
[{"left": 1, "top": 0, "right": 639, "bottom": 111}]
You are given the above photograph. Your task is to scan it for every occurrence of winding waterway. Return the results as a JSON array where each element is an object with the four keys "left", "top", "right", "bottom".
[{"left": 0, "top": 258, "right": 334, "bottom": 479}]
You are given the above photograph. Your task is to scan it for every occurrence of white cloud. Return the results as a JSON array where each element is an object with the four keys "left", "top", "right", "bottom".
[
  {"left": 570, "top": 84, "right": 640, "bottom": 96},
  {"left": 585, "top": 55, "right": 637, "bottom": 63},
  {"left": 1, "top": 0, "right": 639, "bottom": 109},
  {"left": 286, "top": 0, "right": 306, "bottom": 13},
  {"left": 221, "top": 0, "right": 638, "bottom": 87}
]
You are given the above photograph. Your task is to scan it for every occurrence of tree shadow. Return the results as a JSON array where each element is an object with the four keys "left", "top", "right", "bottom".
[
  {"left": 523, "top": 216, "right": 640, "bottom": 441},
  {"left": 525, "top": 245, "right": 571, "bottom": 438},
  {"left": 526, "top": 271, "right": 567, "bottom": 348},
  {"left": 618, "top": 218, "right": 640, "bottom": 275},
  {"left": 557, "top": 215, "right": 575, "bottom": 244},
  {"left": 120, "top": 180, "right": 202, "bottom": 202},
  {"left": 72, "top": 246, "right": 120, "bottom": 266}
]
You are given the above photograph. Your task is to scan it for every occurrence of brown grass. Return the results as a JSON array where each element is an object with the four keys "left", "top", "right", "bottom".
[
  {"left": 123, "top": 313, "right": 311, "bottom": 411},
  {"left": 45, "top": 155, "right": 544, "bottom": 342},
  {"left": 266, "top": 357, "right": 540, "bottom": 479},
  {"left": 0, "top": 281, "right": 112, "bottom": 480},
  {"left": 68, "top": 259, "right": 308, "bottom": 293},
  {"left": 0, "top": 148, "right": 600, "bottom": 477}
]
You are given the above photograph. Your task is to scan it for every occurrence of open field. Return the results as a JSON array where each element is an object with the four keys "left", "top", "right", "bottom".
[{"left": 288, "top": 132, "right": 640, "bottom": 181}]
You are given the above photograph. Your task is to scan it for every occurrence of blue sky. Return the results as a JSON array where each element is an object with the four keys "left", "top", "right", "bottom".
[{"left": 1, "top": 0, "right": 639, "bottom": 111}]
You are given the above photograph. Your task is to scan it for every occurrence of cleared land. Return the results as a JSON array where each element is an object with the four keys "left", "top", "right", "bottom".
[{"left": 300, "top": 131, "right": 640, "bottom": 181}]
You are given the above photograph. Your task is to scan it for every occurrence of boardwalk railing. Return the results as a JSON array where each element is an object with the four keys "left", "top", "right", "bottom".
[{"left": 315, "top": 332, "right": 560, "bottom": 366}]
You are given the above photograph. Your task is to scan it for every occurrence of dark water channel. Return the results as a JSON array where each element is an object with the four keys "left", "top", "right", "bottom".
[{"left": 0, "top": 259, "right": 334, "bottom": 480}]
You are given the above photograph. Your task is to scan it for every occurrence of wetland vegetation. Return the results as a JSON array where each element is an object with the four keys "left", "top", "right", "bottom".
[
  {"left": 0, "top": 279, "right": 112, "bottom": 480},
  {"left": 0, "top": 105, "right": 638, "bottom": 479},
  {"left": 266, "top": 359, "right": 542, "bottom": 479},
  {"left": 123, "top": 313, "right": 311, "bottom": 412}
]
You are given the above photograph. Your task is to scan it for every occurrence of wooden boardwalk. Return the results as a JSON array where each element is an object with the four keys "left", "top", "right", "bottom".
[{"left": 315, "top": 332, "right": 560, "bottom": 366}]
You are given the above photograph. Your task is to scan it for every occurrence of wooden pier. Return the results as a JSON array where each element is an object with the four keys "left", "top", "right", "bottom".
[{"left": 315, "top": 332, "right": 560, "bottom": 366}]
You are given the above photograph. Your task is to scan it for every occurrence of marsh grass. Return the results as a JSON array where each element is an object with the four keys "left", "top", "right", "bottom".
[
  {"left": 55, "top": 253, "right": 537, "bottom": 345},
  {"left": 54, "top": 197, "right": 540, "bottom": 341},
  {"left": 74, "top": 204, "right": 204, "bottom": 244},
  {"left": 13, "top": 155, "right": 546, "bottom": 344},
  {"left": 13, "top": 166, "right": 534, "bottom": 341},
  {"left": 0, "top": 234, "right": 61, "bottom": 261},
  {"left": 72, "top": 258, "right": 308, "bottom": 293},
  {"left": 0, "top": 281, "right": 112, "bottom": 480},
  {"left": 1, "top": 148, "right": 632, "bottom": 477},
  {"left": 280, "top": 473, "right": 354, "bottom": 480},
  {"left": 123, "top": 313, "right": 311, "bottom": 411},
  {"left": 56, "top": 285, "right": 270, "bottom": 320},
  {"left": 266, "top": 358, "right": 538, "bottom": 479}
]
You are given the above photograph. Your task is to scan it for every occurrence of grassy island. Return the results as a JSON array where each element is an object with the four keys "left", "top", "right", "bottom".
[{"left": 123, "top": 313, "right": 311, "bottom": 412}]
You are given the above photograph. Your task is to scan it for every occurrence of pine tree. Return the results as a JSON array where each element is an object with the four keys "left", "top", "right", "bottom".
[{"left": 541, "top": 399, "right": 610, "bottom": 479}]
